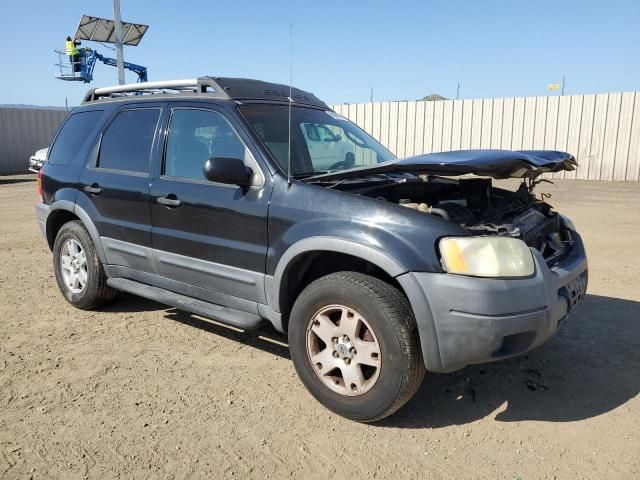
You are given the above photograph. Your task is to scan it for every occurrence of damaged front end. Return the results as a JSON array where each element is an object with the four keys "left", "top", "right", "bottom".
[
  {"left": 442, "top": 178, "right": 575, "bottom": 266},
  {"left": 306, "top": 149, "right": 587, "bottom": 371},
  {"left": 310, "top": 149, "right": 579, "bottom": 266}
]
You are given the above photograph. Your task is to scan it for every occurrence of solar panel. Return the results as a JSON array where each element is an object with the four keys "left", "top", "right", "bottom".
[{"left": 74, "top": 15, "right": 149, "bottom": 46}]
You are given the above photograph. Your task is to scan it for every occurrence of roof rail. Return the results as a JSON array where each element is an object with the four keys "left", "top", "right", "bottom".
[
  {"left": 82, "top": 76, "right": 227, "bottom": 103},
  {"left": 81, "top": 76, "right": 329, "bottom": 108}
]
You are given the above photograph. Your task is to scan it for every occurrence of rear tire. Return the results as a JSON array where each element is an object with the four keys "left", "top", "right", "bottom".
[
  {"left": 53, "top": 220, "right": 117, "bottom": 310},
  {"left": 288, "top": 271, "right": 425, "bottom": 422}
]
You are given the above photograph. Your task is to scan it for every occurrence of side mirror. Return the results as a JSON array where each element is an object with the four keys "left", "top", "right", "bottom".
[
  {"left": 203, "top": 157, "right": 252, "bottom": 187},
  {"left": 335, "top": 134, "right": 342, "bottom": 142}
]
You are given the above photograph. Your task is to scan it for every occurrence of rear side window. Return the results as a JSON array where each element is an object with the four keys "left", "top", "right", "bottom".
[
  {"left": 98, "top": 109, "right": 160, "bottom": 173},
  {"left": 48, "top": 111, "right": 103, "bottom": 165}
]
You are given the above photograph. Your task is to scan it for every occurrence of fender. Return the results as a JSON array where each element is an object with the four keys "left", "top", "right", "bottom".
[
  {"left": 43, "top": 200, "right": 107, "bottom": 264},
  {"left": 268, "top": 235, "right": 444, "bottom": 372},
  {"left": 269, "top": 236, "right": 408, "bottom": 312}
]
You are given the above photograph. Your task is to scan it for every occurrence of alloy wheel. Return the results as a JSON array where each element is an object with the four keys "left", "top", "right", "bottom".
[
  {"left": 60, "top": 239, "right": 88, "bottom": 294},
  {"left": 306, "top": 305, "right": 381, "bottom": 396}
]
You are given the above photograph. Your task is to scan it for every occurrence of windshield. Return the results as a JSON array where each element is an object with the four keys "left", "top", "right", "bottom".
[{"left": 239, "top": 104, "right": 396, "bottom": 176}]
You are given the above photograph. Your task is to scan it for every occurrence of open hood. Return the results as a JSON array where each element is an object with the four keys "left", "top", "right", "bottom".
[{"left": 307, "top": 149, "right": 578, "bottom": 181}]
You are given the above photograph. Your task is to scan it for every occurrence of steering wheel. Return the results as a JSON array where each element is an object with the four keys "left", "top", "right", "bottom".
[
  {"left": 328, "top": 152, "right": 355, "bottom": 171},
  {"left": 328, "top": 160, "right": 349, "bottom": 171}
]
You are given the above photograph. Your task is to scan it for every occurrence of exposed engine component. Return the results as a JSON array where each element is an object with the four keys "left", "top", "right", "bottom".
[
  {"left": 466, "top": 203, "right": 573, "bottom": 265},
  {"left": 399, "top": 199, "right": 450, "bottom": 221},
  {"left": 459, "top": 178, "right": 492, "bottom": 213},
  {"left": 469, "top": 208, "right": 562, "bottom": 250},
  {"left": 433, "top": 202, "right": 477, "bottom": 225},
  {"left": 339, "top": 173, "right": 572, "bottom": 264}
]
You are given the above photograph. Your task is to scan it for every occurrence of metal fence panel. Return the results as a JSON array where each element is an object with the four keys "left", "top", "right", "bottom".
[
  {"left": 627, "top": 93, "right": 640, "bottom": 181},
  {"left": 0, "top": 107, "right": 67, "bottom": 175},
  {"left": 332, "top": 91, "right": 640, "bottom": 181}
]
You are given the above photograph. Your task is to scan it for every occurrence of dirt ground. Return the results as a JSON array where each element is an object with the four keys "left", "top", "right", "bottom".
[{"left": 0, "top": 175, "right": 638, "bottom": 480}]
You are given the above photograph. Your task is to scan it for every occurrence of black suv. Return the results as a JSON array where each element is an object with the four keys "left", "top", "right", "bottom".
[{"left": 37, "top": 77, "right": 588, "bottom": 422}]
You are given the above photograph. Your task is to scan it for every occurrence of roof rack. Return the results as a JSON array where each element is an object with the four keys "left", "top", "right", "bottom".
[
  {"left": 81, "top": 76, "right": 329, "bottom": 108},
  {"left": 82, "top": 77, "right": 226, "bottom": 103}
]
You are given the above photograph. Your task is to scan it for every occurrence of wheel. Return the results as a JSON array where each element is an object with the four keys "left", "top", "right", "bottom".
[
  {"left": 53, "top": 220, "right": 117, "bottom": 309},
  {"left": 288, "top": 271, "right": 425, "bottom": 422}
]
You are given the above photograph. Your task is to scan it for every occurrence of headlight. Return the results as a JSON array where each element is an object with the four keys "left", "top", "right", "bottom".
[{"left": 439, "top": 236, "right": 535, "bottom": 278}]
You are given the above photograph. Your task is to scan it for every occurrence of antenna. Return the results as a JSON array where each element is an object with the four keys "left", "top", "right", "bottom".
[{"left": 287, "top": 23, "right": 294, "bottom": 187}]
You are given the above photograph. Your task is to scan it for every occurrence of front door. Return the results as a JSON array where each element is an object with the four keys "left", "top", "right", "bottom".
[{"left": 149, "top": 105, "right": 270, "bottom": 307}]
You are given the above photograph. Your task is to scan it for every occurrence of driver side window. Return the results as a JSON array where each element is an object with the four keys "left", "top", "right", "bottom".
[{"left": 164, "top": 109, "right": 247, "bottom": 181}]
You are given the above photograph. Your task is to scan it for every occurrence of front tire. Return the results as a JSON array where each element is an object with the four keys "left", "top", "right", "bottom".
[
  {"left": 53, "top": 220, "right": 117, "bottom": 310},
  {"left": 288, "top": 272, "right": 425, "bottom": 422}
]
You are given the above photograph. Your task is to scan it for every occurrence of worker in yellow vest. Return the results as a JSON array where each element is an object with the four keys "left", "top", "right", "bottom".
[{"left": 65, "top": 36, "right": 82, "bottom": 73}]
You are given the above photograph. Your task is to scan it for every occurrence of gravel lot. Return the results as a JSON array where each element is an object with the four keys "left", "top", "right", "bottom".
[{"left": 0, "top": 175, "right": 638, "bottom": 479}]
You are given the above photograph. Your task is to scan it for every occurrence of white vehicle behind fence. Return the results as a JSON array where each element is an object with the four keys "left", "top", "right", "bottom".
[
  {"left": 300, "top": 123, "right": 355, "bottom": 171},
  {"left": 29, "top": 147, "right": 48, "bottom": 173}
]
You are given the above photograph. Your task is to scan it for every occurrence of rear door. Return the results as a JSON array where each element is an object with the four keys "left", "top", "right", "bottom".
[
  {"left": 77, "top": 104, "right": 163, "bottom": 273},
  {"left": 149, "top": 103, "right": 270, "bottom": 307}
]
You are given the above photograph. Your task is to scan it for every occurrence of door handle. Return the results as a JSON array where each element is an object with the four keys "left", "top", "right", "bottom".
[
  {"left": 157, "top": 195, "right": 182, "bottom": 208},
  {"left": 84, "top": 184, "right": 102, "bottom": 195}
]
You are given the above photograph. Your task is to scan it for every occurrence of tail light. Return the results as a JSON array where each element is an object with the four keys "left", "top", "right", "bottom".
[{"left": 37, "top": 168, "right": 43, "bottom": 202}]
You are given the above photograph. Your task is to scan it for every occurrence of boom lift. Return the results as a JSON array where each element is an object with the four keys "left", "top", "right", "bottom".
[
  {"left": 55, "top": 14, "right": 149, "bottom": 84},
  {"left": 55, "top": 48, "right": 147, "bottom": 84}
]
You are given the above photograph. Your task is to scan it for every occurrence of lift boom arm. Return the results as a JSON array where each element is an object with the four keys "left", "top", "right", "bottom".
[{"left": 94, "top": 52, "right": 148, "bottom": 83}]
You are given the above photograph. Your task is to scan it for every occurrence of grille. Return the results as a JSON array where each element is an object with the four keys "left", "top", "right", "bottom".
[{"left": 562, "top": 272, "right": 588, "bottom": 311}]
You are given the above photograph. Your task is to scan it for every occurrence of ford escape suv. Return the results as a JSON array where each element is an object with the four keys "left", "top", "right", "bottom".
[{"left": 36, "top": 77, "right": 588, "bottom": 422}]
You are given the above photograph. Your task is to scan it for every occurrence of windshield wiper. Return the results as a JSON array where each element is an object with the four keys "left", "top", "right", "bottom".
[
  {"left": 303, "top": 164, "right": 383, "bottom": 181},
  {"left": 292, "top": 171, "right": 329, "bottom": 179}
]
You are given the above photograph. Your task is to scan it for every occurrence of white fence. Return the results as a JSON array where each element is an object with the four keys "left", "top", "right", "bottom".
[{"left": 332, "top": 92, "right": 640, "bottom": 181}]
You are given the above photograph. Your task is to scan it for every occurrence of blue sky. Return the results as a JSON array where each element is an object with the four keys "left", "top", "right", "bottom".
[{"left": 1, "top": 0, "right": 638, "bottom": 106}]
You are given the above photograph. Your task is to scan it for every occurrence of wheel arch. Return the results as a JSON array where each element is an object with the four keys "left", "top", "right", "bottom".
[
  {"left": 270, "top": 237, "right": 406, "bottom": 320},
  {"left": 269, "top": 236, "right": 444, "bottom": 372},
  {"left": 45, "top": 201, "right": 106, "bottom": 263}
]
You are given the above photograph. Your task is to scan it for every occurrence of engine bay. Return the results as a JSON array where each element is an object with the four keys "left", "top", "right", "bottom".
[{"left": 335, "top": 175, "right": 573, "bottom": 264}]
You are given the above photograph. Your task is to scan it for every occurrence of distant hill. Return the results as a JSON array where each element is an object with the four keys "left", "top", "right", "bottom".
[
  {"left": 0, "top": 104, "right": 70, "bottom": 111},
  {"left": 420, "top": 94, "right": 448, "bottom": 101}
]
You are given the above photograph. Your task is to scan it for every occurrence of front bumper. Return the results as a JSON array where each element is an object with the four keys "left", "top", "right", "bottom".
[{"left": 405, "top": 233, "right": 588, "bottom": 372}]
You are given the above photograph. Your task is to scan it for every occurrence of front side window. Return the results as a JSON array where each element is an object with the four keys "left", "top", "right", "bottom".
[
  {"left": 239, "top": 105, "right": 396, "bottom": 176},
  {"left": 164, "top": 109, "right": 249, "bottom": 181},
  {"left": 48, "top": 110, "right": 103, "bottom": 165},
  {"left": 98, "top": 109, "right": 160, "bottom": 173}
]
